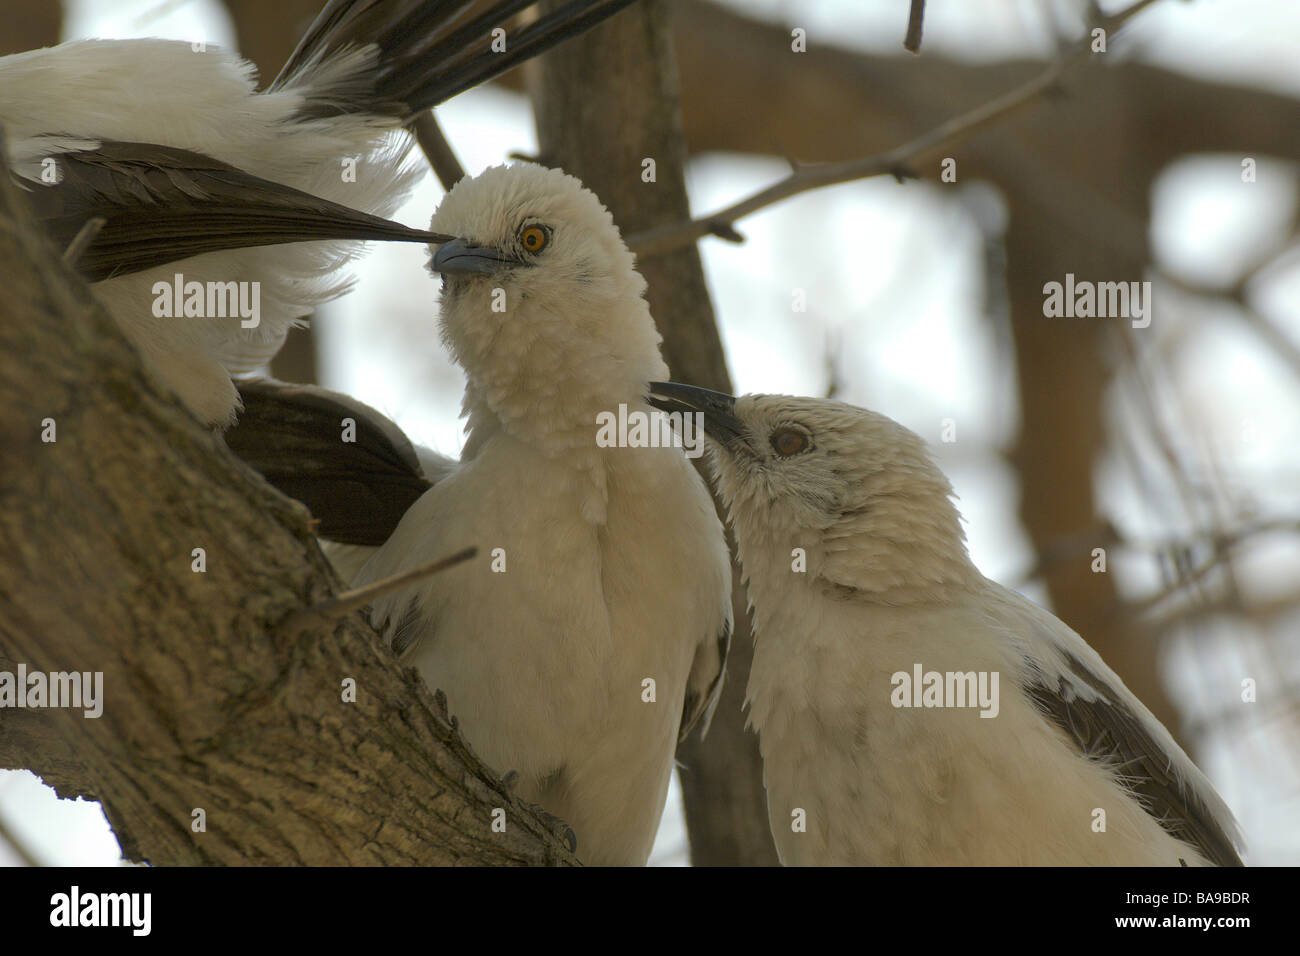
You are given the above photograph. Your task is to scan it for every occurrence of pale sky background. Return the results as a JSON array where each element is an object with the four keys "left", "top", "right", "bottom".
[{"left": 2, "top": 0, "right": 1296, "bottom": 866}]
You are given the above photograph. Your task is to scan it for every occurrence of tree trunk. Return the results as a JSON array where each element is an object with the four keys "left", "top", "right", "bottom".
[{"left": 530, "top": 0, "right": 779, "bottom": 865}]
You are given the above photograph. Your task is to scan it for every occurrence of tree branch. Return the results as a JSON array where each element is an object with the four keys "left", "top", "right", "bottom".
[
  {"left": 627, "top": 0, "right": 1165, "bottom": 258},
  {"left": 279, "top": 546, "right": 477, "bottom": 636},
  {"left": 903, "top": 0, "right": 926, "bottom": 54},
  {"left": 411, "top": 111, "right": 467, "bottom": 191}
]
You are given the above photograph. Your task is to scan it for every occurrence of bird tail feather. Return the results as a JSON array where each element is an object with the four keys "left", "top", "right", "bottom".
[{"left": 271, "top": 0, "right": 638, "bottom": 121}]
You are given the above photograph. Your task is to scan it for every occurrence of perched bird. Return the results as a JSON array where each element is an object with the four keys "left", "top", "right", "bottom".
[
  {"left": 2, "top": 0, "right": 637, "bottom": 425},
  {"left": 352, "top": 164, "right": 732, "bottom": 865},
  {"left": 646, "top": 383, "right": 1245, "bottom": 867}
]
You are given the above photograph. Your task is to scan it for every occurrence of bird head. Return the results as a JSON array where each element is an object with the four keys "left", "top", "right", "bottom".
[
  {"left": 428, "top": 164, "right": 667, "bottom": 443},
  {"left": 647, "top": 383, "right": 976, "bottom": 602}
]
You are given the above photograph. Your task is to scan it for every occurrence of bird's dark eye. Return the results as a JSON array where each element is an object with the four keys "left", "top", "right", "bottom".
[
  {"left": 519, "top": 224, "right": 550, "bottom": 254},
  {"left": 770, "top": 427, "right": 810, "bottom": 457}
]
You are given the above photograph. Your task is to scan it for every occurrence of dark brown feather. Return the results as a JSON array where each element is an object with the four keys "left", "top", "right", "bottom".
[
  {"left": 19, "top": 140, "right": 449, "bottom": 281},
  {"left": 224, "top": 378, "right": 432, "bottom": 546},
  {"left": 679, "top": 617, "right": 731, "bottom": 742},
  {"left": 1026, "top": 651, "right": 1243, "bottom": 866},
  {"left": 272, "top": 0, "right": 641, "bottom": 120}
]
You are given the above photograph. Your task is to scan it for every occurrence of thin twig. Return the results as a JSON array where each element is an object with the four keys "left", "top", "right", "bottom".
[
  {"left": 0, "top": 813, "right": 42, "bottom": 867},
  {"left": 626, "top": 0, "right": 1166, "bottom": 259},
  {"left": 1010, "top": 518, "right": 1300, "bottom": 589},
  {"left": 278, "top": 546, "right": 477, "bottom": 635},
  {"left": 1155, "top": 246, "right": 1300, "bottom": 383},
  {"left": 903, "top": 0, "right": 926, "bottom": 54},
  {"left": 411, "top": 111, "right": 466, "bottom": 191},
  {"left": 62, "top": 217, "right": 105, "bottom": 268}
]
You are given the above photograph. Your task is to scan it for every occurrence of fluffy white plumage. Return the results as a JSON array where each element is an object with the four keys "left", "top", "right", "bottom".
[
  {"left": 352, "top": 164, "right": 732, "bottom": 865},
  {"left": 2, "top": 37, "right": 420, "bottom": 425},
  {"left": 648, "top": 384, "right": 1244, "bottom": 867}
]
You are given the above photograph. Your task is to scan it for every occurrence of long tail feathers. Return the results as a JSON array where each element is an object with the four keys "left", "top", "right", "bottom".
[
  {"left": 273, "top": 0, "right": 639, "bottom": 121},
  {"left": 25, "top": 141, "right": 451, "bottom": 281}
]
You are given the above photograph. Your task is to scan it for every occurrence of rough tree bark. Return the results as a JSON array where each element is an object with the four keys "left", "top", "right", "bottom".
[
  {"left": 531, "top": 0, "right": 780, "bottom": 865},
  {"left": 0, "top": 159, "right": 577, "bottom": 866}
]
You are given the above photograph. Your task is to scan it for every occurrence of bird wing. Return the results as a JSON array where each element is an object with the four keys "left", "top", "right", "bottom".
[
  {"left": 679, "top": 607, "right": 731, "bottom": 742},
  {"left": 991, "top": 583, "right": 1244, "bottom": 866},
  {"left": 273, "top": 0, "right": 643, "bottom": 120},
  {"left": 224, "top": 378, "right": 449, "bottom": 546},
  {"left": 17, "top": 139, "right": 448, "bottom": 282}
]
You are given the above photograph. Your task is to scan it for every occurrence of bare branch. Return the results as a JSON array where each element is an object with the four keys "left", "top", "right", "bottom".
[
  {"left": 903, "top": 0, "right": 926, "bottom": 54},
  {"left": 1011, "top": 518, "right": 1300, "bottom": 592},
  {"left": 410, "top": 110, "right": 466, "bottom": 191},
  {"left": 0, "top": 813, "right": 42, "bottom": 867},
  {"left": 626, "top": 0, "right": 1166, "bottom": 259},
  {"left": 61, "top": 216, "right": 104, "bottom": 267},
  {"left": 278, "top": 546, "right": 478, "bottom": 635},
  {"left": 1154, "top": 234, "right": 1300, "bottom": 383}
]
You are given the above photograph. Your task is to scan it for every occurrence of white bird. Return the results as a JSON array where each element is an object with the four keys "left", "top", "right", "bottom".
[
  {"left": 2, "top": 0, "right": 636, "bottom": 426},
  {"left": 352, "top": 164, "right": 732, "bottom": 865},
  {"left": 647, "top": 383, "right": 1244, "bottom": 867}
]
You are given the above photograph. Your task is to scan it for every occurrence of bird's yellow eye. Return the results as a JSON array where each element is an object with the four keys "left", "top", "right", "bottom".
[
  {"left": 770, "top": 427, "right": 810, "bottom": 457},
  {"left": 520, "top": 225, "right": 549, "bottom": 253}
]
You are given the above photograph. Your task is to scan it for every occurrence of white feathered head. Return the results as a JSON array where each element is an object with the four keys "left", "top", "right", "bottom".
[{"left": 429, "top": 164, "right": 668, "bottom": 440}]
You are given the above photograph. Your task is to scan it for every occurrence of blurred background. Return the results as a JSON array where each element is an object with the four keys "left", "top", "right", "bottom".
[{"left": 1, "top": 0, "right": 1296, "bottom": 865}]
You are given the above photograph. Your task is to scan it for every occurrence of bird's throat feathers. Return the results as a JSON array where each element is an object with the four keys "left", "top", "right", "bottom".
[{"left": 446, "top": 288, "right": 668, "bottom": 454}]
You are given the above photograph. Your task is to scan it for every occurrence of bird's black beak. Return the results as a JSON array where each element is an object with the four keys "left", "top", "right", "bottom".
[
  {"left": 431, "top": 236, "right": 516, "bottom": 275},
  {"left": 647, "top": 381, "right": 746, "bottom": 448}
]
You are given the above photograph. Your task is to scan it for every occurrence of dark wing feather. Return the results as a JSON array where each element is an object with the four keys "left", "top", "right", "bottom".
[
  {"left": 19, "top": 140, "right": 448, "bottom": 281},
  {"left": 1026, "top": 650, "right": 1243, "bottom": 867},
  {"left": 679, "top": 617, "right": 731, "bottom": 742},
  {"left": 421, "top": 0, "right": 638, "bottom": 108},
  {"left": 272, "top": 0, "right": 641, "bottom": 121},
  {"left": 224, "top": 379, "right": 432, "bottom": 546}
]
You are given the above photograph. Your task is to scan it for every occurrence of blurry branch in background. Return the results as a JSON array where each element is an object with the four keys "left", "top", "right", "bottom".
[
  {"left": 412, "top": 111, "right": 468, "bottom": 190},
  {"left": 1129, "top": 521, "right": 1300, "bottom": 618},
  {"left": 626, "top": 0, "right": 1165, "bottom": 258},
  {"left": 1119, "top": 201, "right": 1300, "bottom": 643},
  {"left": 903, "top": 0, "right": 926, "bottom": 54},
  {"left": 0, "top": 813, "right": 41, "bottom": 867},
  {"left": 1153, "top": 219, "right": 1300, "bottom": 383},
  {"left": 1013, "top": 517, "right": 1300, "bottom": 616},
  {"left": 823, "top": 330, "right": 845, "bottom": 400}
]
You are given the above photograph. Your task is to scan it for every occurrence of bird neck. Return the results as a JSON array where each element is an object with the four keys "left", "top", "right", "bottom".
[
  {"left": 462, "top": 383, "right": 676, "bottom": 529},
  {"left": 451, "top": 291, "right": 669, "bottom": 455},
  {"left": 464, "top": 372, "right": 660, "bottom": 456}
]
